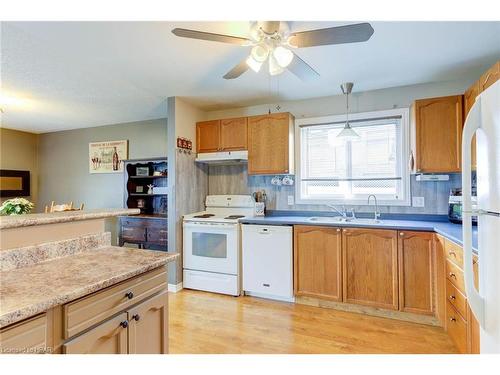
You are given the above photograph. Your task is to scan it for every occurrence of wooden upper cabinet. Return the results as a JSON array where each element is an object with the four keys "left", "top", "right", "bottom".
[
  {"left": 220, "top": 117, "right": 248, "bottom": 151},
  {"left": 479, "top": 61, "right": 499, "bottom": 92},
  {"left": 128, "top": 290, "right": 169, "bottom": 354},
  {"left": 248, "top": 112, "right": 294, "bottom": 175},
  {"left": 63, "top": 313, "right": 128, "bottom": 354},
  {"left": 398, "top": 231, "right": 434, "bottom": 315},
  {"left": 196, "top": 120, "right": 221, "bottom": 153},
  {"left": 294, "top": 225, "right": 342, "bottom": 301},
  {"left": 412, "top": 95, "right": 463, "bottom": 173},
  {"left": 342, "top": 228, "right": 399, "bottom": 310}
]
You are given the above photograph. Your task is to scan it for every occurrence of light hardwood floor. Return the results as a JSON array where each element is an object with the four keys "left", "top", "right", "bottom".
[{"left": 169, "top": 290, "right": 458, "bottom": 354}]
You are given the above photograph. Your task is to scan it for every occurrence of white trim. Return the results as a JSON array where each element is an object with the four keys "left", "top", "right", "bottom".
[
  {"left": 168, "top": 282, "right": 183, "bottom": 293},
  {"left": 244, "top": 291, "right": 295, "bottom": 303},
  {"left": 295, "top": 108, "right": 411, "bottom": 207}
]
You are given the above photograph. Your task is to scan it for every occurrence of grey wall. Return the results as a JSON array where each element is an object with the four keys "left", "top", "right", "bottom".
[{"left": 37, "top": 118, "right": 168, "bottom": 242}]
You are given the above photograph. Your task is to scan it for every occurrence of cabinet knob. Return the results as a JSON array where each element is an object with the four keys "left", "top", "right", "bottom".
[
  {"left": 132, "top": 314, "right": 140, "bottom": 321},
  {"left": 125, "top": 291, "right": 134, "bottom": 299},
  {"left": 399, "top": 232, "right": 404, "bottom": 237},
  {"left": 449, "top": 317, "right": 457, "bottom": 322},
  {"left": 449, "top": 273, "right": 456, "bottom": 279},
  {"left": 449, "top": 295, "right": 456, "bottom": 300},
  {"left": 448, "top": 251, "right": 456, "bottom": 257},
  {"left": 120, "top": 320, "right": 129, "bottom": 328},
  {"left": 336, "top": 228, "right": 341, "bottom": 232}
]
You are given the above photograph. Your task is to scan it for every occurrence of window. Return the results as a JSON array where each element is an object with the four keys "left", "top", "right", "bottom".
[{"left": 296, "top": 108, "right": 410, "bottom": 206}]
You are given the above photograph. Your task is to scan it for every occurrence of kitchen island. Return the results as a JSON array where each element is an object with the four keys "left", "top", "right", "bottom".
[{"left": 0, "top": 209, "right": 178, "bottom": 354}]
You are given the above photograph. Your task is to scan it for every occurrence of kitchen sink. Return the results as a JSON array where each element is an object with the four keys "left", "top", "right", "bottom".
[{"left": 308, "top": 216, "right": 382, "bottom": 224}]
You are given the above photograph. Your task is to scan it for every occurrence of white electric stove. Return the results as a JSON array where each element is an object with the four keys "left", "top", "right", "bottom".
[{"left": 183, "top": 195, "right": 255, "bottom": 296}]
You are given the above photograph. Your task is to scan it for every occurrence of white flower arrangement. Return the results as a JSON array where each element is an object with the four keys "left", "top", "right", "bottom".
[{"left": 0, "top": 198, "right": 35, "bottom": 215}]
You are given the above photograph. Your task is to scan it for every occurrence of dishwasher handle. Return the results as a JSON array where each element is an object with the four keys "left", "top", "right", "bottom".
[{"left": 258, "top": 228, "right": 271, "bottom": 234}]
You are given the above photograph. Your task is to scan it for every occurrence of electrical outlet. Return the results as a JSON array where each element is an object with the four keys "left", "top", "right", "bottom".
[
  {"left": 287, "top": 195, "right": 294, "bottom": 206},
  {"left": 412, "top": 196, "right": 425, "bottom": 207}
]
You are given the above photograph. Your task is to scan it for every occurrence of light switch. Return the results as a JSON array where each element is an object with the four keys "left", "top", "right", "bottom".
[
  {"left": 287, "top": 195, "right": 294, "bottom": 206},
  {"left": 412, "top": 196, "right": 425, "bottom": 207}
]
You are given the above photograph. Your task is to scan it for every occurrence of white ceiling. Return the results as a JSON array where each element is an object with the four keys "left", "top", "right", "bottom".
[{"left": 1, "top": 21, "right": 499, "bottom": 133}]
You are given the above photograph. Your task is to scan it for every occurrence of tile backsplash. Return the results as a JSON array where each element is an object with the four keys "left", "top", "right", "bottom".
[{"left": 208, "top": 165, "right": 462, "bottom": 215}]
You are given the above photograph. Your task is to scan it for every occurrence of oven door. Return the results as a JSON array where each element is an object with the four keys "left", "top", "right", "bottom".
[{"left": 183, "top": 221, "right": 239, "bottom": 275}]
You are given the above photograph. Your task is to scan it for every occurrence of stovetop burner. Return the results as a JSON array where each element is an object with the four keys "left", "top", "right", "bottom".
[
  {"left": 193, "top": 214, "right": 215, "bottom": 218},
  {"left": 224, "top": 215, "right": 245, "bottom": 219}
]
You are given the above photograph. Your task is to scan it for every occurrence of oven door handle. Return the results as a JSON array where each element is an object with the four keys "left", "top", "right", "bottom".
[{"left": 183, "top": 222, "right": 237, "bottom": 229}]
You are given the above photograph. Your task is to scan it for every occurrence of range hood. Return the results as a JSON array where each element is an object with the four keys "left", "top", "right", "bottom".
[{"left": 195, "top": 150, "right": 248, "bottom": 165}]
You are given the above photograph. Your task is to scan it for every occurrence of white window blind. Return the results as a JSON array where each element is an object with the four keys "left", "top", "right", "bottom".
[{"left": 297, "top": 109, "right": 410, "bottom": 205}]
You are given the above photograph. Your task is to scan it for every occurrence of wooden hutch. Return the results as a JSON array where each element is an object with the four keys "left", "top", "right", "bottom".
[{"left": 118, "top": 157, "right": 168, "bottom": 250}]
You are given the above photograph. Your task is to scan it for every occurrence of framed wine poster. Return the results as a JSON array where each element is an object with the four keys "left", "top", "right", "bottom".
[{"left": 89, "top": 140, "right": 128, "bottom": 173}]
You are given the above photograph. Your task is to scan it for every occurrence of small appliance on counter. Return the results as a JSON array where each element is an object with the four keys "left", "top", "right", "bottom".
[{"left": 448, "top": 188, "right": 477, "bottom": 225}]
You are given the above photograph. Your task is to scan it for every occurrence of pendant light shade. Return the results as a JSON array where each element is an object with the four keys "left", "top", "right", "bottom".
[{"left": 337, "top": 82, "right": 359, "bottom": 139}]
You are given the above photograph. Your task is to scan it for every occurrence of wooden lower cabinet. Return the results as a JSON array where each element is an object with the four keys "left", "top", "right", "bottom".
[
  {"left": 0, "top": 313, "right": 50, "bottom": 354},
  {"left": 342, "top": 228, "right": 399, "bottom": 310},
  {"left": 398, "top": 231, "right": 434, "bottom": 315},
  {"left": 294, "top": 225, "right": 342, "bottom": 301},
  {"left": 63, "top": 313, "right": 129, "bottom": 354},
  {"left": 128, "top": 290, "right": 169, "bottom": 354}
]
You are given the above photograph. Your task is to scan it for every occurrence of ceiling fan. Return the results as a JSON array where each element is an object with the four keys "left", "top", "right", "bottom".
[{"left": 172, "top": 21, "right": 374, "bottom": 81}]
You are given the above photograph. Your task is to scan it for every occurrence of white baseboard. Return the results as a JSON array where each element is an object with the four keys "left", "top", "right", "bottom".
[
  {"left": 244, "top": 291, "right": 295, "bottom": 303},
  {"left": 168, "top": 282, "right": 183, "bottom": 293}
]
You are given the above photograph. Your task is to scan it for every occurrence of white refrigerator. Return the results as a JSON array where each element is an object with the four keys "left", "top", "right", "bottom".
[{"left": 462, "top": 79, "right": 500, "bottom": 353}]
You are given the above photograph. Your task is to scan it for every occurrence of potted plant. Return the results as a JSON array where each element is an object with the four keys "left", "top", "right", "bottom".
[{"left": 0, "top": 198, "right": 35, "bottom": 215}]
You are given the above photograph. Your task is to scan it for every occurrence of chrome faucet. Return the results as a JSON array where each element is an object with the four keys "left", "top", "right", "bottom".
[
  {"left": 367, "top": 195, "right": 380, "bottom": 221},
  {"left": 327, "top": 204, "right": 347, "bottom": 218}
]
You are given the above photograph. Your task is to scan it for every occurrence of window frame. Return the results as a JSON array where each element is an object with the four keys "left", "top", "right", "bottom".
[{"left": 295, "top": 108, "right": 411, "bottom": 206}]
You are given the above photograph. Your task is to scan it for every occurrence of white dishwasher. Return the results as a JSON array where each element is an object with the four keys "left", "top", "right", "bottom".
[{"left": 241, "top": 224, "right": 294, "bottom": 302}]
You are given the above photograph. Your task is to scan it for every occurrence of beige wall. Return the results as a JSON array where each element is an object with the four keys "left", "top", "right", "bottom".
[{"left": 0, "top": 128, "right": 39, "bottom": 207}]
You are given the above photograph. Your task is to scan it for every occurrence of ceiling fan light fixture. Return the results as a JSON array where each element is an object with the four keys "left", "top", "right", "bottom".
[
  {"left": 251, "top": 45, "right": 269, "bottom": 62},
  {"left": 268, "top": 55, "right": 284, "bottom": 76},
  {"left": 246, "top": 55, "right": 263, "bottom": 73},
  {"left": 273, "top": 46, "right": 294, "bottom": 68}
]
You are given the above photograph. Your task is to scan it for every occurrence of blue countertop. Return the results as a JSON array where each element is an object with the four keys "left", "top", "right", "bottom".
[{"left": 240, "top": 212, "right": 478, "bottom": 252}]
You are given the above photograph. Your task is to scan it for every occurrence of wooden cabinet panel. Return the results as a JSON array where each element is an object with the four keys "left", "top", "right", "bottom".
[
  {"left": 63, "top": 267, "right": 167, "bottom": 339},
  {"left": 464, "top": 81, "right": 479, "bottom": 170},
  {"left": 0, "top": 314, "right": 49, "bottom": 354},
  {"left": 398, "top": 231, "right": 434, "bottom": 315},
  {"left": 446, "top": 259, "right": 465, "bottom": 293},
  {"left": 342, "top": 228, "right": 398, "bottom": 310},
  {"left": 248, "top": 112, "right": 294, "bottom": 175},
  {"left": 63, "top": 313, "right": 128, "bottom": 354},
  {"left": 446, "top": 302, "right": 467, "bottom": 354},
  {"left": 444, "top": 239, "right": 464, "bottom": 268},
  {"left": 479, "top": 61, "right": 499, "bottom": 92},
  {"left": 413, "top": 95, "right": 463, "bottom": 173},
  {"left": 128, "top": 291, "right": 169, "bottom": 354},
  {"left": 146, "top": 228, "right": 168, "bottom": 245},
  {"left": 220, "top": 117, "right": 248, "bottom": 151},
  {"left": 294, "top": 225, "right": 342, "bottom": 301},
  {"left": 196, "top": 120, "right": 220, "bottom": 153},
  {"left": 446, "top": 280, "right": 467, "bottom": 319},
  {"left": 433, "top": 234, "right": 447, "bottom": 327}
]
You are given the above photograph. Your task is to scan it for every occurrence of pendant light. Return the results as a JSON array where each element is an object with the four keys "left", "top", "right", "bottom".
[{"left": 337, "top": 82, "right": 359, "bottom": 139}]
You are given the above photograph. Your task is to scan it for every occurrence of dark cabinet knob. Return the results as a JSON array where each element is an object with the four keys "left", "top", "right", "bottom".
[
  {"left": 132, "top": 314, "right": 140, "bottom": 321},
  {"left": 120, "top": 320, "right": 129, "bottom": 328},
  {"left": 125, "top": 291, "right": 134, "bottom": 299}
]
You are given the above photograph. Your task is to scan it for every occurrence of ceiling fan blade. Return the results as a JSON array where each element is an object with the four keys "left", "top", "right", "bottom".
[
  {"left": 258, "top": 21, "right": 281, "bottom": 34},
  {"left": 288, "top": 22, "right": 374, "bottom": 48},
  {"left": 287, "top": 52, "right": 320, "bottom": 81},
  {"left": 223, "top": 58, "right": 250, "bottom": 79},
  {"left": 172, "top": 28, "right": 250, "bottom": 45}
]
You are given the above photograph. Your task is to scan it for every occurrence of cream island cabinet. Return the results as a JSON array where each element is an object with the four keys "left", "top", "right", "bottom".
[{"left": 0, "top": 209, "right": 177, "bottom": 354}]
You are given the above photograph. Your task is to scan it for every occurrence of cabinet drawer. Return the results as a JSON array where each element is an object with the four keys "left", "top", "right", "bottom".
[
  {"left": 446, "top": 259, "right": 465, "bottom": 293},
  {"left": 446, "top": 302, "right": 467, "bottom": 353},
  {"left": 444, "top": 240, "right": 463, "bottom": 268},
  {"left": 63, "top": 267, "right": 167, "bottom": 339},
  {"left": 446, "top": 280, "right": 467, "bottom": 320},
  {"left": 121, "top": 226, "right": 146, "bottom": 241},
  {"left": 0, "top": 314, "right": 48, "bottom": 354},
  {"left": 147, "top": 228, "right": 168, "bottom": 244},
  {"left": 120, "top": 218, "right": 146, "bottom": 228}
]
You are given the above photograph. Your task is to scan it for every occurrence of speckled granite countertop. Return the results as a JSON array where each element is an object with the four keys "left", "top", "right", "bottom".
[
  {"left": 0, "top": 247, "right": 178, "bottom": 328},
  {"left": 0, "top": 208, "right": 141, "bottom": 229}
]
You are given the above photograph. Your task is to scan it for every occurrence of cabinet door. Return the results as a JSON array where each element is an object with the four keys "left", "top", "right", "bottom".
[
  {"left": 248, "top": 113, "right": 292, "bottom": 175},
  {"left": 414, "top": 95, "right": 463, "bottom": 173},
  {"left": 294, "top": 225, "right": 342, "bottom": 301},
  {"left": 479, "top": 60, "right": 499, "bottom": 92},
  {"left": 398, "top": 231, "right": 434, "bottom": 315},
  {"left": 464, "top": 81, "right": 479, "bottom": 170},
  {"left": 196, "top": 120, "right": 220, "bottom": 153},
  {"left": 0, "top": 314, "right": 48, "bottom": 354},
  {"left": 63, "top": 313, "right": 128, "bottom": 354},
  {"left": 128, "top": 291, "right": 168, "bottom": 354},
  {"left": 220, "top": 117, "right": 248, "bottom": 151},
  {"left": 342, "top": 228, "right": 398, "bottom": 310}
]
